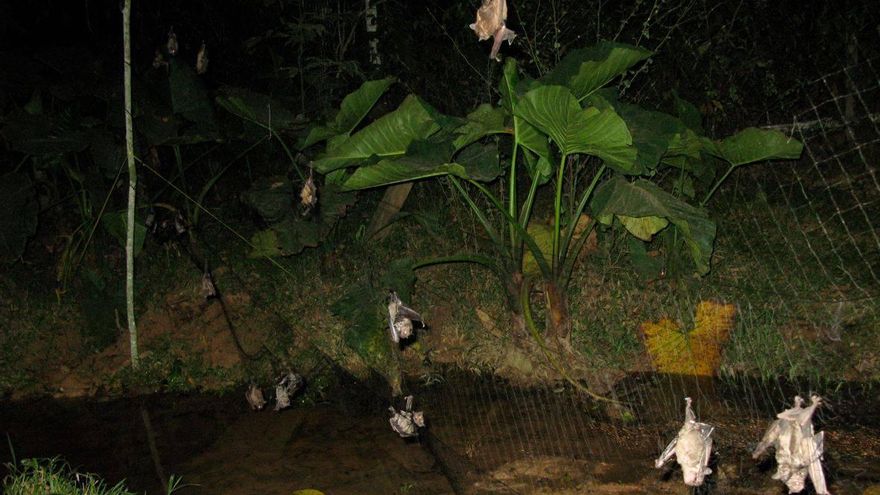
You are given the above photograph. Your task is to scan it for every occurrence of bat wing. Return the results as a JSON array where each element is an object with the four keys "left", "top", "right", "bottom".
[
  {"left": 807, "top": 431, "right": 829, "bottom": 494},
  {"left": 655, "top": 437, "right": 678, "bottom": 468},
  {"left": 388, "top": 312, "right": 400, "bottom": 342},
  {"left": 753, "top": 420, "right": 782, "bottom": 458},
  {"left": 396, "top": 304, "right": 423, "bottom": 324}
]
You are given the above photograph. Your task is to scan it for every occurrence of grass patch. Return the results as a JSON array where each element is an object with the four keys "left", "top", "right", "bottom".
[{"left": 2, "top": 457, "right": 187, "bottom": 495}]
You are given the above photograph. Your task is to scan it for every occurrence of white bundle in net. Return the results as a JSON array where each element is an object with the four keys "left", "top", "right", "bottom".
[
  {"left": 655, "top": 397, "right": 714, "bottom": 487},
  {"left": 753, "top": 395, "right": 829, "bottom": 495}
]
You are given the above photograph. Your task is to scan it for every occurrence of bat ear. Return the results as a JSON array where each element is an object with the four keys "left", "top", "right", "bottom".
[{"left": 469, "top": 23, "right": 477, "bottom": 31}]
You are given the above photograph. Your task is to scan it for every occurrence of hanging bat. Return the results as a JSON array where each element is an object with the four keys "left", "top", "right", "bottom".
[
  {"left": 196, "top": 41, "right": 209, "bottom": 74},
  {"left": 245, "top": 383, "right": 266, "bottom": 410},
  {"left": 387, "top": 291, "right": 423, "bottom": 343},
  {"left": 753, "top": 395, "right": 829, "bottom": 495},
  {"left": 470, "top": 0, "right": 517, "bottom": 61},
  {"left": 655, "top": 397, "right": 714, "bottom": 487}
]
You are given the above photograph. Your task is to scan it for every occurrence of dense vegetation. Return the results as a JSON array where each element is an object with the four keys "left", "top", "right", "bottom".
[{"left": 0, "top": 0, "right": 877, "bottom": 403}]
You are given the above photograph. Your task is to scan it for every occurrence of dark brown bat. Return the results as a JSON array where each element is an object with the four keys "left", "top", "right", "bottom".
[{"left": 470, "top": 0, "right": 516, "bottom": 61}]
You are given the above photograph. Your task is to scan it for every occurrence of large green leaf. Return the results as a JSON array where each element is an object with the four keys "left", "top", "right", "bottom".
[
  {"left": 169, "top": 59, "right": 215, "bottom": 128},
  {"left": 516, "top": 120, "right": 551, "bottom": 163},
  {"left": 672, "top": 91, "right": 704, "bottom": 135},
  {"left": 0, "top": 173, "right": 38, "bottom": 262},
  {"left": 241, "top": 176, "right": 295, "bottom": 224},
  {"left": 342, "top": 138, "right": 500, "bottom": 190},
  {"left": 499, "top": 58, "right": 520, "bottom": 114},
  {"left": 101, "top": 211, "right": 147, "bottom": 257},
  {"left": 588, "top": 91, "right": 694, "bottom": 174},
  {"left": 1, "top": 112, "right": 89, "bottom": 155},
  {"left": 453, "top": 103, "right": 508, "bottom": 150},
  {"left": 333, "top": 259, "right": 416, "bottom": 366},
  {"left": 521, "top": 149, "right": 552, "bottom": 184},
  {"left": 302, "top": 77, "right": 395, "bottom": 149},
  {"left": 592, "top": 176, "right": 716, "bottom": 274},
  {"left": 718, "top": 127, "right": 803, "bottom": 166},
  {"left": 455, "top": 141, "right": 502, "bottom": 181},
  {"left": 274, "top": 218, "right": 321, "bottom": 255},
  {"left": 515, "top": 86, "right": 637, "bottom": 172},
  {"left": 216, "top": 87, "right": 300, "bottom": 131},
  {"left": 543, "top": 41, "right": 653, "bottom": 101},
  {"left": 344, "top": 160, "right": 465, "bottom": 190},
  {"left": 342, "top": 135, "right": 456, "bottom": 189},
  {"left": 614, "top": 103, "right": 687, "bottom": 172},
  {"left": 332, "top": 283, "right": 389, "bottom": 366},
  {"left": 312, "top": 95, "right": 441, "bottom": 173}
]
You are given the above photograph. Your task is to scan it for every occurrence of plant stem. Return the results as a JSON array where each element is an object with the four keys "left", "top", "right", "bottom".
[
  {"left": 508, "top": 142, "right": 519, "bottom": 251},
  {"left": 559, "top": 163, "right": 605, "bottom": 271},
  {"left": 701, "top": 163, "right": 736, "bottom": 206},
  {"left": 122, "top": 0, "right": 139, "bottom": 369},
  {"left": 552, "top": 153, "right": 567, "bottom": 274}
]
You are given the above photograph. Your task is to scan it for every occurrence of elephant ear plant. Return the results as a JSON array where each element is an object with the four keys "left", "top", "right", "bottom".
[{"left": 302, "top": 42, "right": 802, "bottom": 394}]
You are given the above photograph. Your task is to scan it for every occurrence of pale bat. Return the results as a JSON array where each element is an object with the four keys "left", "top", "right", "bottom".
[
  {"left": 387, "top": 291, "right": 423, "bottom": 343},
  {"left": 753, "top": 395, "right": 830, "bottom": 495},
  {"left": 655, "top": 397, "right": 714, "bottom": 487},
  {"left": 470, "top": 0, "right": 517, "bottom": 61}
]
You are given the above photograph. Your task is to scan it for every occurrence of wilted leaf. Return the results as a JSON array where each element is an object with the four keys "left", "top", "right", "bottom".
[
  {"left": 522, "top": 221, "right": 553, "bottom": 277},
  {"left": 642, "top": 301, "right": 736, "bottom": 376},
  {"left": 617, "top": 215, "right": 668, "bottom": 241},
  {"left": 248, "top": 229, "right": 282, "bottom": 258}
]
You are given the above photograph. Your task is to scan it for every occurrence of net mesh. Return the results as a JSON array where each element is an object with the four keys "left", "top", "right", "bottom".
[{"left": 405, "top": 57, "right": 880, "bottom": 494}]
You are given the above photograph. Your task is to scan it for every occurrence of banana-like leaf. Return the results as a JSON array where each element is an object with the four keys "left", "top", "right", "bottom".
[
  {"left": 515, "top": 85, "right": 637, "bottom": 172},
  {"left": 718, "top": 127, "right": 803, "bottom": 166},
  {"left": 592, "top": 176, "right": 716, "bottom": 274},
  {"left": 312, "top": 95, "right": 441, "bottom": 173},
  {"left": 543, "top": 41, "right": 653, "bottom": 101},
  {"left": 301, "top": 77, "right": 395, "bottom": 149}
]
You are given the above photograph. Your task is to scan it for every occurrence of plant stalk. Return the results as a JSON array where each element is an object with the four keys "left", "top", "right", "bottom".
[
  {"left": 551, "top": 153, "right": 568, "bottom": 273},
  {"left": 122, "top": 0, "right": 139, "bottom": 369},
  {"left": 701, "top": 163, "right": 736, "bottom": 206}
]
